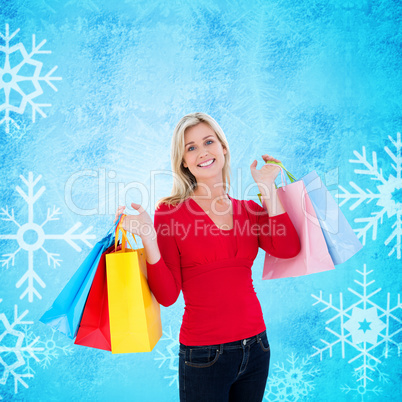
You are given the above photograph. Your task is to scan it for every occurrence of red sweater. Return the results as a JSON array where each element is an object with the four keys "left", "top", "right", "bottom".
[{"left": 146, "top": 194, "right": 301, "bottom": 346}]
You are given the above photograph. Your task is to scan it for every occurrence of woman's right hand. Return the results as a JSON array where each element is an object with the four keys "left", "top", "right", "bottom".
[{"left": 114, "top": 203, "right": 155, "bottom": 240}]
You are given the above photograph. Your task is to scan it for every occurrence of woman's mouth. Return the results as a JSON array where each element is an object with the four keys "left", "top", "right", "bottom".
[{"left": 197, "top": 158, "right": 215, "bottom": 168}]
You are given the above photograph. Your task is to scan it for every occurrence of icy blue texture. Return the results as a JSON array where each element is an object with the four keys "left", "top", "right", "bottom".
[{"left": 0, "top": 0, "right": 401, "bottom": 401}]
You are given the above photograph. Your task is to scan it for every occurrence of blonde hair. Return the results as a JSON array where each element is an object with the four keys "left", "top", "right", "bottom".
[{"left": 156, "top": 112, "right": 232, "bottom": 209}]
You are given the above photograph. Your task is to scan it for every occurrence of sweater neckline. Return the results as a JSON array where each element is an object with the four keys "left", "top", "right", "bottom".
[{"left": 186, "top": 193, "right": 235, "bottom": 232}]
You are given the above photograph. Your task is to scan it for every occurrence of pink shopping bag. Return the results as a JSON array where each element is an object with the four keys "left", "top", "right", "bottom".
[{"left": 260, "top": 164, "right": 335, "bottom": 280}]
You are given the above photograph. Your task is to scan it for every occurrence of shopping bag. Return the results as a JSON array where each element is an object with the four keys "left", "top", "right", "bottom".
[
  {"left": 39, "top": 217, "right": 122, "bottom": 339},
  {"left": 105, "top": 215, "right": 162, "bottom": 353},
  {"left": 74, "top": 242, "right": 121, "bottom": 351},
  {"left": 258, "top": 162, "right": 335, "bottom": 279},
  {"left": 260, "top": 162, "right": 363, "bottom": 265},
  {"left": 300, "top": 170, "right": 363, "bottom": 265}
]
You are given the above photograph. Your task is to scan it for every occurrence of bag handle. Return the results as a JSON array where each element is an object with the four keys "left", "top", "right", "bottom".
[
  {"left": 266, "top": 160, "right": 297, "bottom": 184},
  {"left": 106, "top": 212, "right": 125, "bottom": 236},
  {"left": 257, "top": 161, "right": 298, "bottom": 204},
  {"left": 115, "top": 214, "right": 138, "bottom": 252}
]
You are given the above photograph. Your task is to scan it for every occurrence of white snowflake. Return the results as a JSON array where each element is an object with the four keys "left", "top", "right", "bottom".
[
  {"left": 21, "top": 326, "right": 74, "bottom": 372},
  {"left": 0, "top": 301, "right": 44, "bottom": 398},
  {"left": 0, "top": 23, "right": 62, "bottom": 134},
  {"left": 336, "top": 132, "right": 402, "bottom": 259},
  {"left": 264, "top": 353, "right": 319, "bottom": 401},
  {"left": 340, "top": 344, "right": 397, "bottom": 399},
  {"left": 311, "top": 263, "right": 401, "bottom": 399},
  {"left": 153, "top": 325, "right": 180, "bottom": 388},
  {"left": 0, "top": 172, "right": 96, "bottom": 302}
]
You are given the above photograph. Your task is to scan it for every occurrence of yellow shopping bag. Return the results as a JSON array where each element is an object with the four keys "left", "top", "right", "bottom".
[{"left": 105, "top": 215, "right": 162, "bottom": 353}]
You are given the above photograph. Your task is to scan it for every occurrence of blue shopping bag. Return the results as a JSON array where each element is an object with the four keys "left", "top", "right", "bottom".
[
  {"left": 300, "top": 170, "right": 363, "bottom": 265},
  {"left": 39, "top": 215, "right": 124, "bottom": 339}
]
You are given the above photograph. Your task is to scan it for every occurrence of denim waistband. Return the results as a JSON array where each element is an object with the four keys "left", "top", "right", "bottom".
[{"left": 179, "top": 330, "right": 266, "bottom": 354}]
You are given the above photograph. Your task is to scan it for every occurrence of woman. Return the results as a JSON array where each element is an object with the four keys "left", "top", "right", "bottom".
[{"left": 114, "top": 112, "right": 301, "bottom": 401}]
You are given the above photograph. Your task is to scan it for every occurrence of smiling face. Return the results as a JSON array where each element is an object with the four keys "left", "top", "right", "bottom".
[{"left": 182, "top": 122, "right": 227, "bottom": 181}]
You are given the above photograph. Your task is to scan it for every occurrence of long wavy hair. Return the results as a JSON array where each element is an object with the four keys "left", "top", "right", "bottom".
[{"left": 156, "top": 112, "right": 232, "bottom": 209}]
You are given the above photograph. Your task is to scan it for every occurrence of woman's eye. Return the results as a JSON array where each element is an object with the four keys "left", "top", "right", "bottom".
[{"left": 187, "top": 140, "right": 213, "bottom": 152}]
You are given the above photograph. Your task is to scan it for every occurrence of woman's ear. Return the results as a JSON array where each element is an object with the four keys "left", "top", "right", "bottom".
[{"left": 183, "top": 160, "right": 187, "bottom": 168}]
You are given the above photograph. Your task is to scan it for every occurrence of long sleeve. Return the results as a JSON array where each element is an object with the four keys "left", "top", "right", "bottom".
[
  {"left": 146, "top": 204, "right": 182, "bottom": 307},
  {"left": 246, "top": 199, "right": 301, "bottom": 258}
]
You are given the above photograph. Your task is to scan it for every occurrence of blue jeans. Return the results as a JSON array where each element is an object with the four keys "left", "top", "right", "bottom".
[{"left": 178, "top": 330, "right": 270, "bottom": 401}]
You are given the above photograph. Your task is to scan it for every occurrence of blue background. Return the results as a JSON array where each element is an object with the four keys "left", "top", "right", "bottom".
[{"left": 0, "top": 0, "right": 401, "bottom": 400}]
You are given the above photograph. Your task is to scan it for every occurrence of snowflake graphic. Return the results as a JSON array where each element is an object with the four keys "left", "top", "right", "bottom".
[
  {"left": 0, "top": 172, "right": 96, "bottom": 302},
  {"left": 153, "top": 325, "right": 180, "bottom": 388},
  {"left": 311, "top": 264, "right": 401, "bottom": 399},
  {"left": 340, "top": 344, "right": 398, "bottom": 399},
  {"left": 0, "top": 300, "right": 43, "bottom": 398},
  {"left": 336, "top": 132, "right": 402, "bottom": 259},
  {"left": 264, "top": 353, "right": 319, "bottom": 401},
  {"left": 0, "top": 23, "right": 62, "bottom": 134},
  {"left": 21, "top": 326, "right": 74, "bottom": 372}
]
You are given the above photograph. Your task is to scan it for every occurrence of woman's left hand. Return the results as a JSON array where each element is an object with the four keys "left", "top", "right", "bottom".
[{"left": 250, "top": 154, "right": 282, "bottom": 185}]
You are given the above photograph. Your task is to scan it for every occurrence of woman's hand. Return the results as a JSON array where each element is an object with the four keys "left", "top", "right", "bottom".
[
  {"left": 250, "top": 154, "right": 282, "bottom": 185},
  {"left": 114, "top": 203, "right": 155, "bottom": 239}
]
